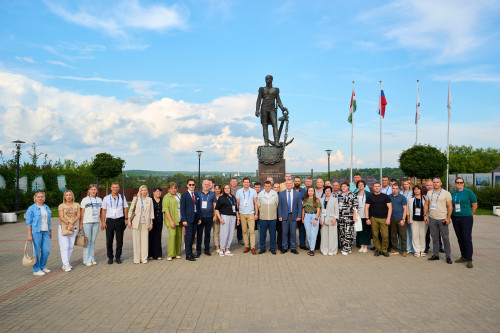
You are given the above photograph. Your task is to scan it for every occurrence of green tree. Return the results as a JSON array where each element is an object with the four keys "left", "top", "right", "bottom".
[
  {"left": 399, "top": 145, "right": 447, "bottom": 179},
  {"left": 90, "top": 153, "right": 125, "bottom": 194},
  {"left": 448, "top": 145, "right": 500, "bottom": 173}
]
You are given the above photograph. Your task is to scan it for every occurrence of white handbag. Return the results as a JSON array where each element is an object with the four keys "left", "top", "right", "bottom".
[{"left": 354, "top": 214, "right": 363, "bottom": 232}]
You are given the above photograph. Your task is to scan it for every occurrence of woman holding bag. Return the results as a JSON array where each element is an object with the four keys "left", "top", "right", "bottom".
[
  {"left": 128, "top": 185, "right": 154, "bottom": 264},
  {"left": 79, "top": 184, "right": 102, "bottom": 266},
  {"left": 25, "top": 190, "right": 52, "bottom": 276},
  {"left": 58, "top": 190, "right": 80, "bottom": 272}
]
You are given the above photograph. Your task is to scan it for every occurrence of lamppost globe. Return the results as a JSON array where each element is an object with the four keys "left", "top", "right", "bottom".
[{"left": 12, "top": 140, "right": 25, "bottom": 212}]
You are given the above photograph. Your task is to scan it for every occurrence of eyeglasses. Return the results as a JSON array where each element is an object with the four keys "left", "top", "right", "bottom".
[
  {"left": 188, "top": 184, "right": 196, "bottom": 186},
  {"left": 455, "top": 182, "right": 464, "bottom": 184}
]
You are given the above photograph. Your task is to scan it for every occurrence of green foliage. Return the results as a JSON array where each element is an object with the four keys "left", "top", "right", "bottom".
[
  {"left": 399, "top": 145, "right": 447, "bottom": 179},
  {"left": 90, "top": 153, "right": 125, "bottom": 181},
  {"left": 449, "top": 145, "right": 500, "bottom": 173},
  {"left": 470, "top": 185, "right": 500, "bottom": 210}
]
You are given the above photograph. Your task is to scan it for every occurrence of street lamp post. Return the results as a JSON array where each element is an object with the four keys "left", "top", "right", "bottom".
[
  {"left": 325, "top": 149, "right": 332, "bottom": 181},
  {"left": 12, "top": 140, "right": 25, "bottom": 212},
  {"left": 196, "top": 150, "right": 203, "bottom": 189}
]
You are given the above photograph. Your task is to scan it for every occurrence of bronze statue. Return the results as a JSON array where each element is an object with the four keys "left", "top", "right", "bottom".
[{"left": 255, "top": 75, "right": 289, "bottom": 147}]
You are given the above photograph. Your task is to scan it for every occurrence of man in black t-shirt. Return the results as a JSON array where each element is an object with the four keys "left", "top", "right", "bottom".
[{"left": 365, "top": 182, "right": 392, "bottom": 257}]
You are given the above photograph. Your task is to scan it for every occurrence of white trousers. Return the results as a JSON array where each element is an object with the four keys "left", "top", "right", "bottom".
[{"left": 58, "top": 225, "right": 78, "bottom": 266}]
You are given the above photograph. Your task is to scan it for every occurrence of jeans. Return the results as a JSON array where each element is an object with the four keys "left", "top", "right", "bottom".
[
  {"left": 32, "top": 231, "right": 50, "bottom": 272},
  {"left": 83, "top": 222, "right": 100, "bottom": 264},
  {"left": 297, "top": 219, "right": 306, "bottom": 248},
  {"left": 406, "top": 222, "right": 414, "bottom": 253},
  {"left": 58, "top": 225, "right": 78, "bottom": 266},
  {"left": 196, "top": 216, "right": 213, "bottom": 253},
  {"left": 304, "top": 214, "right": 319, "bottom": 251},
  {"left": 259, "top": 219, "right": 277, "bottom": 251}
]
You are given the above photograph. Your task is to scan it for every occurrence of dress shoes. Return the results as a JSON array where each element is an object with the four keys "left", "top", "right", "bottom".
[
  {"left": 446, "top": 257, "right": 453, "bottom": 264},
  {"left": 299, "top": 246, "right": 308, "bottom": 250},
  {"left": 108, "top": 258, "right": 113, "bottom": 264},
  {"left": 374, "top": 250, "right": 380, "bottom": 257},
  {"left": 280, "top": 249, "right": 288, "bottom": 254},
  {"left": 186, "top": 256, "right": 196, "bottom": 261},
  {"left": 204, "top": 251, "right": 211, "bottom": 256},
  {"left": 116, "top": 258, "right": 122, "bottom": 264},
  {"left": 271, "top": 250, "right": 276, "bottom": 255},
  {"left": 381, "top": 252, "right": 389, "bottom": 257},
  {"left": 243, "top": 247, "right": 250, "bottom": 253},
  {"left": 258, "top": 249, "right": 266, "bottom": 254},
  {"left": 291, "top": 249, "right": 299, "bottom": 254},
  {"left": 193, "top": 253, "right": 200, "bottom": 258},
  {"left": 428, "top": 255, "right": 440, "bottom": 261},
  {"left": 251, "top": 248, "right": 256, "bottom": 255}
]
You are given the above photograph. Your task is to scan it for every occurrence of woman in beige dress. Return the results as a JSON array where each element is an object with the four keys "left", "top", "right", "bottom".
[{"left": 128, "top": 185, "right": 154, "bottom": 264}]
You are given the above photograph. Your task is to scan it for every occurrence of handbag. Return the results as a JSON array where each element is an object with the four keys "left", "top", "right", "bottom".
[
  {"left": 22, "top": 240, "right": 37, "bottom": 266},
  {"left": 74, "top": 231, "right": 88, "bottom": 247},
  {"left": 354, "top": 214, "right": 363, "bottom": 232},
  {"left": 61, "top": 222, "right": 75, "bottom": 236}
]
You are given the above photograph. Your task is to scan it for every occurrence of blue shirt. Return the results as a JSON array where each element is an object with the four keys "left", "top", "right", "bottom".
[
  {"left": 349, "top": 182, "right": 370, "bottom": 194},
  {"left": 236, "top": 188, "right": 258, "bottom": 214},
  {"left": 390, "top": 193, "right": 407, "bottom": 220},
  {"left": 25, "top": 203, "right": 52, "bottom": 233},
  {"left": 196, "top": 190, "right": 217, "bottom": 218}
]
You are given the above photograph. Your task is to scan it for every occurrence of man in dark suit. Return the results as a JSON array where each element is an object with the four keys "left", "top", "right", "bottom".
[
  {"left": 180, "top": 179, "right": 201, "bottom": 261},
  {"left": 278, "top": 179, "right": 302, "bottom": 254}
]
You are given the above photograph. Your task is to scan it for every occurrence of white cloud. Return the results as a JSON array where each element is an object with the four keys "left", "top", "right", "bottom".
[
  {"left": 15, "top": 56, "right": 36, "bottom": 63},
  {"left": 358, "top": 0, "right": 500, "bottom": 62},
  {"left": 0, "top": 71, "right": 261, "bottom": 170},
  {"left": 42, "top": 0, "right": 189, "bottom": 48},
  {"left": 46, "top": 60, "right": 74, "bottom": 69}
]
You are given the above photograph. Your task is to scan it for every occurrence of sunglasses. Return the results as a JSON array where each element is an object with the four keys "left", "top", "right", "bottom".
[
  {"left": 188, "top": 184, "right": 196, "bottom": 186},
  {"left": 455, "top": 182, "right": 464, "bottom": 184}
]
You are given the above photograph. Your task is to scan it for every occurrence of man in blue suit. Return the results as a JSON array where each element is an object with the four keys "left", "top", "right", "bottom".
[
  {"left": 180, "top": 179, "right": 201, "bottom": 261},
  {"left": 278, "top": 179, "right": 302, "bottom": 254}
]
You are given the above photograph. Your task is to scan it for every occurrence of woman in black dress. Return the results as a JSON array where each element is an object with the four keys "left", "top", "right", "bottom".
[{"left": 148, "top": 186, "right": 163, "bottom": 260}]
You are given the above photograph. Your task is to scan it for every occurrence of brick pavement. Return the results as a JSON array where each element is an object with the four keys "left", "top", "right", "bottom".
[{"left": 0, "top": 216, "right": 499, "bottom": 332}]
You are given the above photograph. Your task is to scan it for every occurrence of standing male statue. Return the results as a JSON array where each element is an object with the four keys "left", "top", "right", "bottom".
[{"left": 255, "top": 75, "right": 288, "bottom": 146}]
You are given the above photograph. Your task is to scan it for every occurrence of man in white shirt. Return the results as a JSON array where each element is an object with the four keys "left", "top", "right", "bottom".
[{"left": 101, "top": 182, "right": 129, "bottom": 264}]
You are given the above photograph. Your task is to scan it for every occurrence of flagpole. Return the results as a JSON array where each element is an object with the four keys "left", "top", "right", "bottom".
[
  {"left": 350, "top": 80, "right": 354, "bottom": 182},
  {"left": 446, "top": 80, "right": 451, "bottom": 191},
  {"left": 416, "top": 79, "right": 419, "bottom": 145},
  {"left": 379, "top": 80, "right": 382, "bottom": 182}
]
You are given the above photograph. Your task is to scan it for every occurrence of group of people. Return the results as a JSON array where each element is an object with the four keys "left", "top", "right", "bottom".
[{"left": 24, "top": 172, "right": 478, "bottom": 276}]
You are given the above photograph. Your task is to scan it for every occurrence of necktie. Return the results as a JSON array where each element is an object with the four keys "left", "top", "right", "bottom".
[
  {"left": 191, "top": 192, "right": 195, "bottom": 204},
  {"left": 288, "top": 190, "right": 292, "bottom": 213}
]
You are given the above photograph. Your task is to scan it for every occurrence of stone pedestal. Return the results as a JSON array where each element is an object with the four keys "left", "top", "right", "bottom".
[{"left": 258, "top": 159, "right": 286, "bottom": 185}]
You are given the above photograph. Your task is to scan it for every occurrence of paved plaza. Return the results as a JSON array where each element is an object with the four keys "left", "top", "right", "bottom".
[{"left": 1, "top": 216, "right": 499, "bottom": 332}]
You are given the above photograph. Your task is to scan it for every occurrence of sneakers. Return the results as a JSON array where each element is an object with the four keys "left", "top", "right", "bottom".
[
  {"left": 390, "top": 249, "right": 399, "bottom": 254},
  {"left": 341, "top": 251, "right": 348, "bottom": 256},
  {"left": 33, "top": 270, "right": 45, "bottom": 276},
  {"left": 414, "top": 252, "right": 420, "bottom": 257},
  {"left": 219, "top": 251, "right": 225, "bottom": 256},
  {"left": 358, "top": 248, "right": 364, "bottom": 252},
  {"left": 225, "top": 250, "right": 234, "bottom": 256},
  {"left": 420, "top": 252, "right": 426, "bottom": 257},
  {"left": 175, "top": 256, "right": 181, "bottom": 259},
  {"left": 455, "top": 257, "right": 467, "bottom": 263},
  {"left": 467, "top": 261, "right": 473, "bottom": 268},
  {"left": 85, "top": 263, "right": 93, "bottom": 267},
  {"left": 42, "top": 268, "right": 51, "bottom": 273},
  {"left": 92, "top": 261, "right": 97, "bottom": 265},
  {"left": 62, "top": 265, "right": 71, "bottom": 272},
  {"left": 216, "top": 249, "right": 221, "bottom": 254}
]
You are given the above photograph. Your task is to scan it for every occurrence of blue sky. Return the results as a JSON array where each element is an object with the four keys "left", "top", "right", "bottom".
[{"left": 1, "top": 0, "right": 499, "bottom": 172}]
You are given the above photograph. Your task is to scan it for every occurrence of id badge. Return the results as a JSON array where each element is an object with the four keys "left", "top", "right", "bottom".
[
  {"left": 415, "top": 208, "right": 421, "bottom": 216},
  {"left": 430, "top": 203, "right": 437, "bottom": 210},
  {"left": 339, "top": 203, "right": 343, "bottom": 210},
  {"left": 109, "top": 208, "right": 116, "bottom": 215},
  {"left": 358, "top": 204, "right": 364, "bottom": 210},
  {"left": 244, "top": 199, "right": 248, "bottom": 207},
  {"left": 202, "top": 201, "right": 208, "bottom": 209},
  {"left": 455, "top": 204, "right": 461, "bottom": 213},
  {"left": 232, "top": 205, "right": 236, "bottom": 213},
  {"left": 142, "top": 214, "right": 146, "bottom": 220},
  {"left": 322, "top": 210, "right": 327, "bottom": 217},
  {"left": 92, "top": 208, "right": 99, "bottom": 218}
]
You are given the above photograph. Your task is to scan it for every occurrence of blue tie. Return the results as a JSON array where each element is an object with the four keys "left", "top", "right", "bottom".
[{"left": 288, "top": 190, "right": 292, "bottom": 213}]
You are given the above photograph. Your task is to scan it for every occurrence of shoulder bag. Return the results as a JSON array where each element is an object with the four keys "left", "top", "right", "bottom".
[
  {"left": 74, "top": 231, "right": 88, "bottom": 247},
  {"left": 22, "top": 240, "right": 37, "bottom": 266}
]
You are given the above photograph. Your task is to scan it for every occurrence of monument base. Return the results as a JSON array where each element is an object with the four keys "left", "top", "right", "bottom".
[{"left": 258, "top": 159, "right": 286, "bottom": 185}]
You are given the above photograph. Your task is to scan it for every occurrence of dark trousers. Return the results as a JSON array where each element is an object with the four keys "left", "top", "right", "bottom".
[
  {"left": 297, "top": 219, "right": 306, "bottom": 248},
  {"left": 236, "top": 223, "right": 243, "bottom": 241},
  {"left": 277, "top": 219, "right": 291, "bottom": 250},
  {"left": 390, "top": 219, "right": 407, "bottom": 251},
  {"left": 259, "top": 219, "right": 277, "bottom": 251},
  {"left": 282, "top": 214, "right": 297, "bottom": 250},
  {"left": 315, "top": 224, "right": 322, "bottom": 250},
  {"left": 148, "top": 222, "right": 163, "bottom": 259},
  {"left": 106, "top": 217, "right": 125, "bottom": 260},
  {"left": 425, "top": 227, "right": 443, "bottom": 252},
  {"left": 428, "top": 217, "right": 451, "bottom": 257},
  {"left": 196, "top": 216, "right": 213, "bottom": 253},
  {"left": 185, "top": 219, "right": 197, "bottom": 257},
  {"left": 452, "top": 215, "right": 474, "bottom": 261}
]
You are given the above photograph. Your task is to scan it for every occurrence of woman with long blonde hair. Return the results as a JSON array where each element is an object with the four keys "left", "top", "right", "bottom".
[
  {"left": 128, "top": 185, "right": 154, "bottom": 264},
  {"left": 79, "top": 184, "right": 102, "bottom": 266},
  {"left": 58, "top": 190, "right": 81, "bottom": 272}
]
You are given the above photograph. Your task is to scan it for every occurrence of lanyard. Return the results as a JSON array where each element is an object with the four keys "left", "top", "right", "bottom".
[
  {"left": 324, "top": 198, "right": 329, "bottom": 209},
  {"left": 454, "top": 190, "right": 464, "bottom": 203},
  {"left": 201, "top": 191, "right": 210, "bottom": 201},
  {"left": 242, "top": 189, "right": 250, "bottom": 201},
  {"left": 431, "top": 189, "right": 442, "bottom": 203},
  {"left": 415, "top": 197, "right": 423, "bottom": 208},
  {"left": 88, "top": 196, "right": 96, "bottom": 208},
  {"left": 228, "top": 195, "right": 236, "bottom": 206},
  {"left": 140, "top": 197, "right": 145, "bottom": 211},
  {"left": 358, "top": 192, "right": 364, "bottom": 204},
  {"left": 110, "top": 195, "right": 119, "bottom": 208}
]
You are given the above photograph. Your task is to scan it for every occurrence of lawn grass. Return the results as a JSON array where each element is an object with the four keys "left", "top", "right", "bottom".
[{"left": 474, "top": 208, "right": 496, "bottom": 216}]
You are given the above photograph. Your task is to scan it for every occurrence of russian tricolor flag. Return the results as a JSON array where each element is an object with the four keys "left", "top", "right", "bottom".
[{"left": 377, "top": 89, "right": 387, "bottom": 118}]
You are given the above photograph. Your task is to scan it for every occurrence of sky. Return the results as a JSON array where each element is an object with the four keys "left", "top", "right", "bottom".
[{"left": 1, "top": 0, "right": 499, "bottom": 173}]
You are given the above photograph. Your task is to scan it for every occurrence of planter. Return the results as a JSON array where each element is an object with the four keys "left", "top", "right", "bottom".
[{"left": 2, "top": 213, "right": 17, "bottom": 223}]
